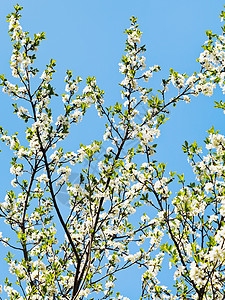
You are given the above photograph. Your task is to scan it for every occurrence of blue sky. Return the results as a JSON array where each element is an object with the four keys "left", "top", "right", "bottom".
[{"left": 0, "top": 0, "right": 225, "bottom": 298}]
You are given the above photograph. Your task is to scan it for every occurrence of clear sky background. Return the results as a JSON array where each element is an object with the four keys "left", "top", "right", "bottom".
[{"left": 0, "top": 0, "right": 225, "bottom": 299}]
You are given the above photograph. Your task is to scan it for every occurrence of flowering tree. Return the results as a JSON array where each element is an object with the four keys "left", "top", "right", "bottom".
[{"left": 1, "top": 3, "right": 225, "bottom": 300}]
